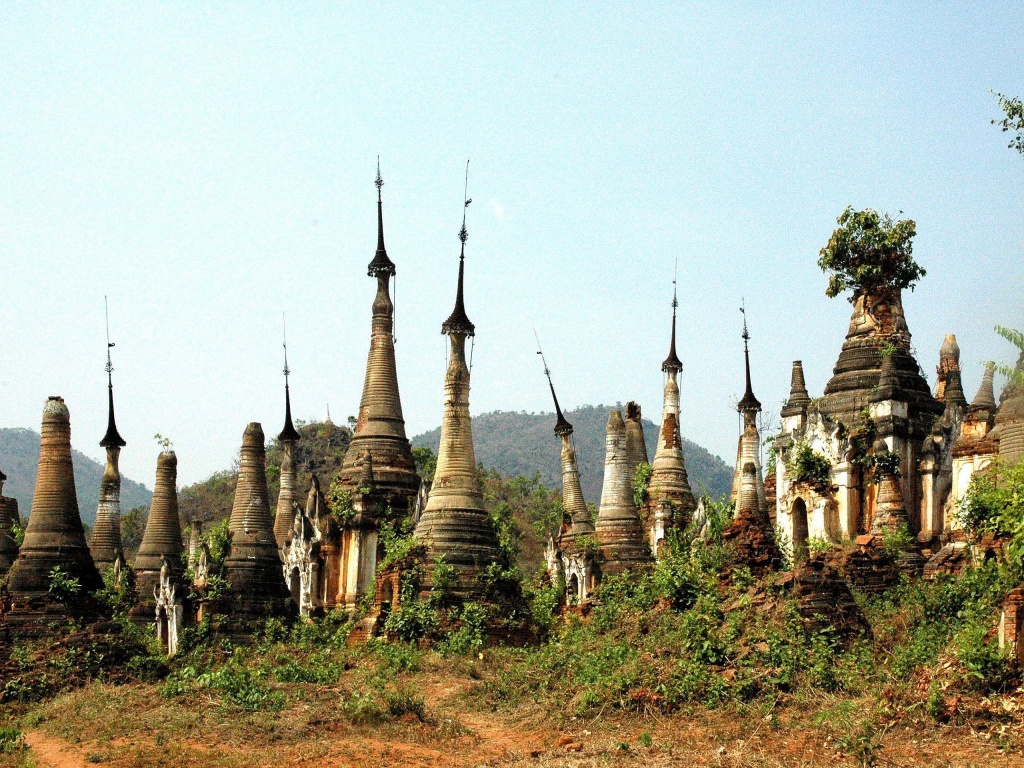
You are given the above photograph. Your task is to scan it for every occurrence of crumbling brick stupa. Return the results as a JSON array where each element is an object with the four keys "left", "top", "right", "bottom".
[
  {"left": 130, "top": 450, "right": 186, "bottom": 645},
  {"left": 2, "top": 397, "right": 103, "bottom": 637},
  {"left": 541, "top": 356, "right": 599, "bottom": 606},
  {"left": 595, "top": 410, "right": 652, "bottom": 575},
  {"left": 0, "top": 470, "right": 20, "bottom": 578},
  {"left": 214, "top": 422, "right": 295, "bottom": 632}
]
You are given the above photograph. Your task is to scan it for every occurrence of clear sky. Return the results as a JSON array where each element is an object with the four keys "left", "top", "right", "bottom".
[{"left": 2, "top": 3, "right": 1022, "bottom": 488}]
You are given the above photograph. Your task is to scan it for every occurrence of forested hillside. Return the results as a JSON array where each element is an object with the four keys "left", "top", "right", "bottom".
[
  {"left": 411, "top": 405, "right": 733, "bottom": 503},
  {"left": 0, "top": 427, "right": 152, "bottom": 525}
]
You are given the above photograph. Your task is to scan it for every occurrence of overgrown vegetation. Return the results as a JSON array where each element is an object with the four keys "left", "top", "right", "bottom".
[
  {"left": 786, "top": 441, "right": 832, "bottom": 487},
  {"left": 818, "top": 207, "right": 924, "bottom": 300}
]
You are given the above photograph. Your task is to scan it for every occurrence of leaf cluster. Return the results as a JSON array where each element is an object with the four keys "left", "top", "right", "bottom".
[
  {"left": 818, "top": 207, "right": 924, "bottom": 300},
  {"left": 992, "top": 91, "right": 1024, "bottom": 156}
]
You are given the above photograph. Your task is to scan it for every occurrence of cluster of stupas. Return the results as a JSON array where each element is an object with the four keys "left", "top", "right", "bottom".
[
  {"left": 0, "top": 164, "right": 508, "bottom": 650},
  {"left": 2, "top": 168, "right": 1023, "bottom": 653}
]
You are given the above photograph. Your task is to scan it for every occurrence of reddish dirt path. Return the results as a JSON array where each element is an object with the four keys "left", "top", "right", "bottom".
[{"left": 24, "top": 729, "right": 90, "bottom": 768}]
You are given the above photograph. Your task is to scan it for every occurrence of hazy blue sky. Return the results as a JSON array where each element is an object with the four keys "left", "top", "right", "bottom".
[{"left": 2, "top": 3, "right": 1022, "bottom": 488}]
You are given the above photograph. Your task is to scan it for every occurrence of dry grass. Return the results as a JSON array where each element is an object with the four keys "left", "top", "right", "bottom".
[{"left": 3, "top": 664, "right": 1020, "bottom": 768}]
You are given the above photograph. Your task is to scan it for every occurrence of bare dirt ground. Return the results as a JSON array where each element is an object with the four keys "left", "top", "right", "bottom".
[{"left": 5, "top": 670, "right": 1021, "bottom": 768}]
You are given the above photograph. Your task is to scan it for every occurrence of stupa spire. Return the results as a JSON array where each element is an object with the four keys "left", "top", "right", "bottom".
[
  {"left": 536, "top": 337, "right": 592, "bottom": 537},
  {"left": 730, "top": 308, "right": 768, "bottom": 516},
  {"left": 737, "top": 301, "right": 761, "bottom": 414},
  {"left": 100, "top": 298, "right": 125, "bottom": 449},
  {"left": 414, "top": 163, "right": 502, "bottom": 593},
  {"left": 649, "top": 280, "right": 697, "bottom": 538},
  {"left": 442, "top": 161, "right": 475, "bottom": 337},
  {"left": 92, "top": 303, "right": 126, "bottom": 572},
  {"left": 536, "top": 332, "right": 573, "bottom": 436},
  {"left": 367, "top": 157, "right": 396, "bottom": 277},
  {"left": 662, "top": 267, "right": 683, "bottom": 373},
  {"left": 339, "top": 160, "right": 419, "bottom": 508},
  {"left": 275, "top": 319, "right": 302, "bottom": 546}
]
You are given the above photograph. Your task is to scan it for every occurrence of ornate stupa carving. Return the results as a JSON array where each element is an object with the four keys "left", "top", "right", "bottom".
[
  {"left": 818, "top": 289, "right": 941, "bottom": 428},
  {"left": 6, "top": 397, "right": 102, "bottom": 597},
  {"left": 413, "top": 184, "right": 503, "bottom": 596},
  {"left": 538, "top": 343, "right": 597, "bottom": 605},
  {"left": 729, "top": 311, "right": 767, "bottom": 518},
  {"left": 0, "top": 470, "right": 20, "bottom": 577},
  {"left": 221, "top": 423, "right": 293, "bottom": 620},
  {"left": 595, "top": 410, "right": 651, "bottom": 573},
  {"left": 132, "top": 451, "right": 184, "bottom": 611},
  {"left": 647, "top": 284, "right": 696, "bottom": 550},
  {"left": 90, "top": 350, "right": 127, "bottom": 575},
  {"left": 338, "top": 165, "right": 420, "bottom": 511},
  {"left": 623, "top": 402, "right": 648, "bottom": 478},
  {"left": 274, "top": 339, "right": 302, "bottom": 547}
]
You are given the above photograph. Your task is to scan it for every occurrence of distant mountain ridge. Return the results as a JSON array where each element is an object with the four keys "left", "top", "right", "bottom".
[
  {"left": 0, "top": 427, "right": 153, "bottom": 525},
  {"left": 411, "top": 405, "right": 733, "bottom": 504}
]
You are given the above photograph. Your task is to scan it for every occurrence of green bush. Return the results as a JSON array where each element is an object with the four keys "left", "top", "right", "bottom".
[
  {"left": 787, "top": 441, "right": 831, "bottom": 487},
  {"left": 0, "top": 727, "right": 25, "bottom": 754},
  {"left": 47, "top": 565, "right": 81, "bottom": 602}
]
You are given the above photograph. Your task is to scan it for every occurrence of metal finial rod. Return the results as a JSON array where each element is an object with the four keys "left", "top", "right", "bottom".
[
  {"left": 104, "top": 295, "right": 114, "bottom": 376},
  {"left": 282, "top": 312, "right": 290, "bottom": 380},
  {"left": 740, "top": 299, "right": 750, "bottom": 346},
  {"left": 534, "top": 328, "right": 552, "bottom": 380},
  {"left": 375, "top": 156, "right": 384, "bottom": 201},
  {"left": 672, "top": 258, "right": 678, "bottom": 311},
  {"left": 459, "top": 159, "right": 472, "bottom": 246}
]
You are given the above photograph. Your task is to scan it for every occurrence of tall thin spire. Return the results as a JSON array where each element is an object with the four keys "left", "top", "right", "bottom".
[
  {"left": 442, "top": 160, "right": 475, "bottom": 337},
  {"left": 737, "top": 301, "right": 761, "bottom": 413},
  {"left": 662, "top": 263, "right": 683, "bottom": 373},
  {"left": 275, "top": 315, "right": 302, "bottom": 547},
  {"left": 368, "top": 157, "right": 396, "bottom": 277},
  {"left": 536, "top": 331, "right": 572, "bottom": 436},
  {"left": 100, "top": 297, "right": 126, "bottom": 449},
  {"left": 339, "top": 158, "right": 419, "bottom": 508},
  {"left": 278, "top": 315, "right": 300, "bottom": 443},
  {"left": 414, "top": 162, "right": 501, "bottom": 594}
]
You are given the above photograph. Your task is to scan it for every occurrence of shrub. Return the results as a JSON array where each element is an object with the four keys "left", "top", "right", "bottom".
[
  {"left": 787, "top": 441, "right": 831, "bottom": 487},
  {"left": 47, "top": 566, "right": 81, "bottom": 602},
  {"left": 0, "top": 727, "right": 25, "bottom": 754},
  {"left": 632, "top": 463, "right": 652, "bottom": 509}
]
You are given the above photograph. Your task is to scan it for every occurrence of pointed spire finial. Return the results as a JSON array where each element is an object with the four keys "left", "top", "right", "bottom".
[
  {"left": 737, "top": 300, "right": 761, "bottom": 413},
  {"left": 662, "top": 261, "right": 683, "bottom": 373},
  {"left": 368, "top": 156, "right": 396, "bottom": 277},
  {"left": 535, "top": 330, "right": 573, "bottom": 436},
  {"left": 279, "top": 313, "right": 300, "bottom": 443},
  {"left": 100, "top": 297, "right": 126, "bottom": 448},
  {"left": 459, "top": 158, "right": 472, "bottom": 246},
  {"left": 442, "top": 160, "right": 475, "bottom": 337}
]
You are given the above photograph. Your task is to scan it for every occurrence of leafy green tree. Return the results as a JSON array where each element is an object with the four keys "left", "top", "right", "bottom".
[
  {"left": 818, "top": 207, "right": 924, "bottom": 301},
  {"left": 993, "top": 325, "right": 1024, "bottom": 389},
  {"left": 992, "top": 91, "right": 1024, "bottom": 156}
]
